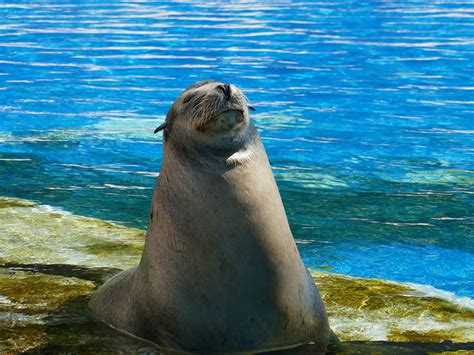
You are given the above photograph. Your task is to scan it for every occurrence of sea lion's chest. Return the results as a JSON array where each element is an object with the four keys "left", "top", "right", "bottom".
[{"left": 158, "top": 155, "right": 283, "bottom": 243}]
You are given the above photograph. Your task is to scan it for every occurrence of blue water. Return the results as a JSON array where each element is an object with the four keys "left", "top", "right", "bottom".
[{"left": 0, "top": 1, "right": 473, "bottom": 297}]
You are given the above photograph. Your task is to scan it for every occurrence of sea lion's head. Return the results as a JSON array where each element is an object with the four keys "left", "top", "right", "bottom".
[{"left": 155, "top": 80, "right": 255, "bottom": 152}]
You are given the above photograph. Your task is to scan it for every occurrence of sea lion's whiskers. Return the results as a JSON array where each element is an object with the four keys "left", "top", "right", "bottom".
[
  {"left": 191, "top": 100, "right": 205, "bottom": 124},
  {"left": 192, "top": 94, "right": 207, "bottom": 117},
  {"left": 195, "top": 95, "right": 221, "bottom": 131},
  {"left": 192, "top": 93, "right": 205, "bottom": 107}
]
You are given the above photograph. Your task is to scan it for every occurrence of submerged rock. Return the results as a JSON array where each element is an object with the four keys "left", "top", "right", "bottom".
[{"left": 0, "top": 197, "right": 473, "bottom": 352}]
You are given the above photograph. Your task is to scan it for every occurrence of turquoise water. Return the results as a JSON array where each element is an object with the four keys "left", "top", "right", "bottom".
[{"left": 0, "top": 1, "right": 473, "bottom": 298}]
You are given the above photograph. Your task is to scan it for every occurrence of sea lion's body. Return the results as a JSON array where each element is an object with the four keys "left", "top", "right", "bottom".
[{"left": 89, "top": 81, "right": 330, "bottom": 352}]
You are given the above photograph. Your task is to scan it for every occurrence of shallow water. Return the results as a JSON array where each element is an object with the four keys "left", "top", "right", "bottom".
[{"left": 0, "top": 0, "right": 473, "bottom": 301}]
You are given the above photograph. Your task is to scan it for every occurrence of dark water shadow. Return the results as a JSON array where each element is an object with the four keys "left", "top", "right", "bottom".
[{"left": 1, "top": 261, "right": 121, "bottom": 283}]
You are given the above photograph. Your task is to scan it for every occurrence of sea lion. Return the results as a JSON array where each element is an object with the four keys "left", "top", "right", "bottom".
[{"left": 89, "top": 80, "right": 330, "bottom": 352}]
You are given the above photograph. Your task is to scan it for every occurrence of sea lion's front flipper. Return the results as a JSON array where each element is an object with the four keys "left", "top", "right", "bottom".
[{"left": 89, "top": 267, "right": 140, "bottom": 335}]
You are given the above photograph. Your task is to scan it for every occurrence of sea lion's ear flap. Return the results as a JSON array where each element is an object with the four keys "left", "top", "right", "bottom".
[
  {"left": 154, "top": 107, "right": 176, "bottom": 138},
  {"left": 154, "top": 122, "right": 167, "bottom": 133},
  {"left": 243, "top": 93, "right": 255, "bottom": 111}
]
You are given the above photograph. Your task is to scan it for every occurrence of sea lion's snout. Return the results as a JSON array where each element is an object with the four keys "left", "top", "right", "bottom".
[{"left": 191, "top": 82, "right": 250, "bottom": 133}]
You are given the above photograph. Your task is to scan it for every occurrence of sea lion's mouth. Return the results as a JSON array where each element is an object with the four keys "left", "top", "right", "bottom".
[
  {"left": 194, "top": 108, "right": 245, "bottom": 133},
  {"left": 216, "top": 109, "right": 245, "bottom": 127},
  {"left": 196, "top": 108, "right": 246, "bottom": 133}
]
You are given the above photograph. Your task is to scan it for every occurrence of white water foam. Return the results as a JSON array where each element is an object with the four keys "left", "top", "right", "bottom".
[{"left": 403, "top": 282, "right": 474, "bottom": 310}]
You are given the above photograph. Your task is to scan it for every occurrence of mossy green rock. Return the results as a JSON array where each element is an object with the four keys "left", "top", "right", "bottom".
[
  {"left": 311, "top": 271, "right": 474, "bottom": 343},
  {"left": 1, "top": 197, "right": 473, "bottom": 353},
  {"left": 0, "top": 268, "right": 157, "bottom": 352},
  {"left": 0, "top": 197, "right": 144, "bottom": 269}
]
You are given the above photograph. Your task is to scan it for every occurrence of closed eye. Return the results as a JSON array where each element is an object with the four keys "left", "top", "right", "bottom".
[{"left": 182, "top": 93, "right": 195, "bottom": 105}]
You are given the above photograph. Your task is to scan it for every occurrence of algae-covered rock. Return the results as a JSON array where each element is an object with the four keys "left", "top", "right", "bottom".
[
  {"left": 0, "top": 268, "right": 94, "bottom": 351},
  {"left": 1, "top": 197, "right": 473, "bottom": 353},
  {"left": 0, "top": 267, "right": 158, "bottom": 353},
  {"left": 311, "top": 271, "right": 474, "bottom": 343},
  {"left": 0, "top": 197, "right": 144, "bottom": 269},
  {"left": 0, "top": 197, "right": 36, "bottom": 209}
]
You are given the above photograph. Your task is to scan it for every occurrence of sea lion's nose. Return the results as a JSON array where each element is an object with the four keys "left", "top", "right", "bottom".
[
  {"left": 217, "top": 84, "right": 232, "bottom": 99},
  {"left": 224, "top": 84, "right": 231, "bottom": 98}
]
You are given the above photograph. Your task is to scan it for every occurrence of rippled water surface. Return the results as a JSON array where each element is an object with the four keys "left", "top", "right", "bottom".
[{"left": 1, "top": 1, "right": 473, "bottom": 297}]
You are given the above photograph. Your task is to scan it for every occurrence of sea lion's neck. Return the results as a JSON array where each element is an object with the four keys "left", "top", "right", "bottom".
[
  {"left": 143, "top": 122, "right": 296, "bottom": 281},
  {"left": 164, "top": 123, "right": 261, "bottom": 171}
]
